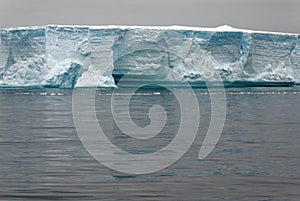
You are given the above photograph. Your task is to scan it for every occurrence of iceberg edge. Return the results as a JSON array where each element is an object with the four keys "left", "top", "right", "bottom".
[{"left": 0, "top": 25, "right": 299, "bottom": 88}]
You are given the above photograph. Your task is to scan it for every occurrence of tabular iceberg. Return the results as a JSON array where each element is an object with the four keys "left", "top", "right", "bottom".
[{"left": 0, "top": 25, "right": 299, "bottom": 88}]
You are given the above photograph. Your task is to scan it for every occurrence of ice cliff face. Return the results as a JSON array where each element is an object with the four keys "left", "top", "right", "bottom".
[{"left": 0, "top": 25, "right": 299, "bottom": 88}]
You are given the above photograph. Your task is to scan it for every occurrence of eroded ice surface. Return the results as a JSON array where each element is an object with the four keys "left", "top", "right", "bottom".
[{"left": 0, "top": 25, "right": 299, "bottom": 88}]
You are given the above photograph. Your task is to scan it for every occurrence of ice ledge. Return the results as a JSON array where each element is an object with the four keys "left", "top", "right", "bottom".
[{"left": 1, "top": 24, "right": 299, "bottom": 36}]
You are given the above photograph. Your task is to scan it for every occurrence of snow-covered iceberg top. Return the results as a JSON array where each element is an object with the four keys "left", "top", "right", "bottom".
[
  {"left": 0, "top": 25, "right": 299, "bottom": 88},
  {"left": 3, "top": 24, "right": 298, "bottom": 35}
]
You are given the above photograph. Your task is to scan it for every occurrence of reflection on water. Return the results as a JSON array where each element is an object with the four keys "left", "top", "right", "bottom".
[{"left": 0, "top": 87, "right": 300, "bottom": 200}]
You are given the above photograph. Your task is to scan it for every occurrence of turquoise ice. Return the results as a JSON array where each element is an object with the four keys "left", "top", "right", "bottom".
[{"left": 0, "top": 25, "right": 299, "bottom": 88}]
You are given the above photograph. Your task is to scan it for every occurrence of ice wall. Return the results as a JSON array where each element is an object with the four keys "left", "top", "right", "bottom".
[
  {"left": 45, "top": 26, "right": 89, "bottom": 88},
  {"left": 0, "top": 25, "right": 299, "bottom": 88},
  {"left": 0, "top": 27, "right": 47, "bottom": 86},
  {"left": 291, "top": 35, "right": 300, "bottom": 82},
  {"left": 76, "top": 28, "right": 118, "bottom": 87}
]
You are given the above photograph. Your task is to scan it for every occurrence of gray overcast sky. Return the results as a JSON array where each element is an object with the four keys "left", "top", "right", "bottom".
[{"left": 0, "top": 0, "right": 299, "bottom": 33}]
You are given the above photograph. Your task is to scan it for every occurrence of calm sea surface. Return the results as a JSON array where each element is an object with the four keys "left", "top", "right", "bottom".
[{"left": 0, "top": 87, "right": 300, "bottom": 200}]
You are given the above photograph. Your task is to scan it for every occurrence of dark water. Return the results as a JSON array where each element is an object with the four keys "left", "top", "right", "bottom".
[{"left": 0, "top": 87, "right": 300, "bottom": 200}]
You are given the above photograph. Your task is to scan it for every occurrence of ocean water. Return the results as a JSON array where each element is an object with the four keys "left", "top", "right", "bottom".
[{"left": 0, "top": 87, "right": 300, "bottom": 200}]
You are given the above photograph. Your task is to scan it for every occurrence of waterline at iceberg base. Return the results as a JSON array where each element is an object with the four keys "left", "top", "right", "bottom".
[{"left": 0, "top": 25, "right": 299, "bottom": 88}]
